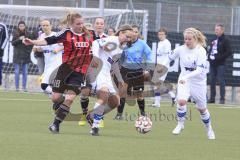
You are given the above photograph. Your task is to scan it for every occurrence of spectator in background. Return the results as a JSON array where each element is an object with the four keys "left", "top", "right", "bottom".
[
  {"left": 12, "top": 21, "right": 34, "bottom": 92},
  {"left": 0, "top": 22, "right": 9, "bottom": 87},
  {"left": 107, "top": 27, "right": 115, "bottom": 36},
  {"left": 208, "top": 24, "right": 232, "bottom": 104}
]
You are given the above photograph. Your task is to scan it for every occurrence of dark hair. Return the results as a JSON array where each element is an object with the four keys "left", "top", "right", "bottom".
[
  {"left": 15, "top": 21, "right": 27, "bottom": 36},
  {"left": 158, "top": 27, "right": 167, "bottom": 35},
  {"left": 107, "top": 27, "right": 115, "bottom": 33},
  {"left": 115, "top": 24, "right": 132, "bottom": 36},
  {"left": 215, "top": 24, "right": 224, "bottom": 30},
  {"left": 18, "top": 21, "right": 26, "bottom": 27}
]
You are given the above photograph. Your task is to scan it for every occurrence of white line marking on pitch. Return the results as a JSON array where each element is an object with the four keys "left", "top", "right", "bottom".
[{"left": 0, "top": 98, "right": 49, "bottom": 102}]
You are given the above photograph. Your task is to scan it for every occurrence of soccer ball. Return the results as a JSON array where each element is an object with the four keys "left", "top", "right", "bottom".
[{"left": 135, "top": 116, "right": 152, "bottom": 134}]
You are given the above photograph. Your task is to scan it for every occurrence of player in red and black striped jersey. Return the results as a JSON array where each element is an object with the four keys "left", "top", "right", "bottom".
[
  {"left": 45, "top": 27, "right": 96, "bottom": 74},
  {"left": 23, "top": 12, "right": 97, "bottom": 134}
]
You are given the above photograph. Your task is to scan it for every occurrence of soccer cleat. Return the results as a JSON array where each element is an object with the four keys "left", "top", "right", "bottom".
[
  {"left": 99, "top": 119, "right": 104, "bottom": 128},
  {"left": 78, "top": 114, "right": 87, "bottom": 126},
  {"left": 172, "top": 123, "right": 184, "bottom": 135},
  {"left": 207, "top": 126, "right": 216, "bottom": 140},
  {"left": 219, "top": 99, "right": 225, "bottom": 104},
  {"left": 48, "top": 124, "right": 59, "bottom": 134},
  {"left": 91, "top": 127, "right": 99, "bottom": 136},
  {"left": 114, "top": 113, "right": 124, "bottom": 120},
  {"left": 152, "top": 103, "right": 160, "bottom": 108}
]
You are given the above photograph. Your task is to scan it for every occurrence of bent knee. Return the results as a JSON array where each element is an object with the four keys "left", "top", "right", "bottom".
[{"left": 178, "top": 99, "right": 187, "bottom": 106}]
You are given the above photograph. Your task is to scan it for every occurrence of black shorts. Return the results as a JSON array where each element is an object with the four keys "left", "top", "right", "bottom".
[
  {"left": 52, "top": 63, "right": 85, "bottom": 95},
  {"left": 120, "top": 66, "right": 144, "bottom": 91}
]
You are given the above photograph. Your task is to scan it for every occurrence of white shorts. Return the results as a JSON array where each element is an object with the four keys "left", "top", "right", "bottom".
[
  {"left": 42, "top": 67, "right": 57, "bottom": 84},
  {"left": 94, "top": 74, "right": 117, "bottom": 94},
  {"left": 177, "top": 80, "right": 207, "bottom": 109}
]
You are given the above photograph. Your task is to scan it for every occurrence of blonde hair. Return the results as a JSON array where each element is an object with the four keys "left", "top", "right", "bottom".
[
  {"left": 61, "top": 12, "right": 90, "bottom": 35},
  {"left": 183, "top": 27, "right": 207, "bottom": 47}
]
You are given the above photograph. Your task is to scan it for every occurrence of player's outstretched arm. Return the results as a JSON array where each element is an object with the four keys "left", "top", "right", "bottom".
[{"left": 23, "top": 38, "right": 47, "bottom": 46}]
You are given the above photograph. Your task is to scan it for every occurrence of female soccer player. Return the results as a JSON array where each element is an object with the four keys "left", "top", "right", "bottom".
[
  {"left": 114, "top": 25, "right": 153, "bottom": 120},
  {"left": 33, "top": 20, "right": 63, "bottom": 95},
  {"left": 164, "top": 28, "right": 215, "bottom": 139},
  {"left": 78, "top": 17, "right": 107, "bottom": 127},
  {"left": 90, "top": 25, "right": 133, "bottom": 135},
  {"left": 23, "top": 12, "right": 96, "bottom": 134},
  {"left": 152, "top": 27, "right": 175, "bottom": 108}
]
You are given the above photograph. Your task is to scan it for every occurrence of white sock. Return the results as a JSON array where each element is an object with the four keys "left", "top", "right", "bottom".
[
  {"left": 44, "top": 86, "right": 52, "bottom": 94},
  {"left": 93, "top": 114, "right": 103, "bottom": 128},
  {"left": 92, "top": 103, "right": 105, "bottom": 128},
  {"left": 200, "top": 109, "right": 211, "bottom": 128},
  {"left": 176, "top": 104, "right": 187, "bottom": 124},
  {"left": 154, "top": 92, "right": 161, "bottom": 105}
]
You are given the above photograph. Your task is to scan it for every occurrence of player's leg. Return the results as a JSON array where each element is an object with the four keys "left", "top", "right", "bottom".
[
  {"left": 49, "top": 90, "right": 76, "bottom": 134},
  {"left": 41, "top": 68, "right": 56, "bottom": 96},
  {"left": 164, "top": 82, "right": 176, "bottom": 107},
  {"left": 114, "top": 82, "right": 128, "bottom": 120},
  {"left": 133, "top": 69, "right": 145, "bottom": 116},
  {"left": 91, "top": 87, "right": 109, "bottom": 136},
  {"left": 152, "top": 71, "right": 167, "bottom": 107},
  {"left": 114, "top": 67, "right": 128, "bottom": 120},
  {"left": 168, "top": 89, "right": 176, "bottom": 107},
  {"left": 152, "top": 85, "right": 161, "bottom": 108},
  {"left": 191, "top": 84, "right": 215, "bottom": 139},
  {"left": 48, "top": 64, "right": 83, "bottom": 134},
  {"left": 134, "top": 89, "right": 145, "bottom": 116},
  {"left": 78, "top": 86, "right": 91, "bottom": 126},
  {"left": 79, "top": 66, "right": 96, "bottom": 126},
  {"left": 172, "top": 81, "right": 190, "bottom": 135}
]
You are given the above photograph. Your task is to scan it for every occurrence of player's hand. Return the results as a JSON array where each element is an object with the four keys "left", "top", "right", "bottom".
[
  {"left": 23, "top": 38, "right": 34, "bottom": 45},
  {"left": 19, "top": 36, "right": 25, "bottom": 40}
]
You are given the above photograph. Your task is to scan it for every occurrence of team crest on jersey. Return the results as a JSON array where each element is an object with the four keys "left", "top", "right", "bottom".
[{"left": 75, "top": 42, "right": 89, "bottom": 48}]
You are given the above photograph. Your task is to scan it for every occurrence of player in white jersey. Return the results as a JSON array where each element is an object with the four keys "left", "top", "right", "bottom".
[
  {"left": 163, "top": 28, "right": 215, "bottom": 139},
  {"left": 89, "top": 25, "right": 132, "bottom": 136},
  {"left": 152, "top": 28, "right": 175, "bottom": 108},
  {"left": 33, "top": 20, "right": 63, "bottom": 95},
  {"left": 78, "top": 17, "right": 108, "bottom": 127}
]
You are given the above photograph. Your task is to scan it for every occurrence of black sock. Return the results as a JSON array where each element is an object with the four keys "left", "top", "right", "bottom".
[
  {"left": 137, "top": 99, "right": 145, "bottom": 116},
  {"left": 53, "top": 104, "right": 70, "bottom": 126},
  {"left": 52, "top": 95, "right": 65, "bottom": 111},
  {"left": 81, "top": 97, "right": 89, "bottom": 115},
  {"left": 117, "top": 98, "right": 126, "bottom": 114}
]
